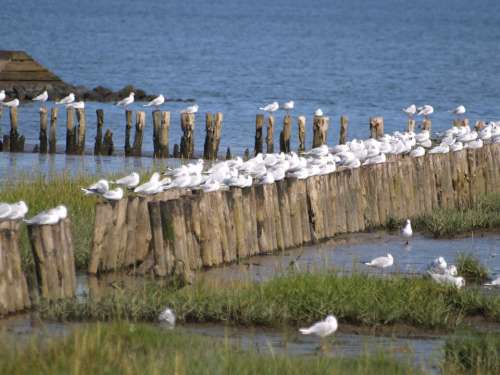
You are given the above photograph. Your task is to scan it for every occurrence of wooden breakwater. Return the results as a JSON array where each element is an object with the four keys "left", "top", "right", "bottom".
[{"left": 89, "top": 144, "right": 500, "bottom": 280}]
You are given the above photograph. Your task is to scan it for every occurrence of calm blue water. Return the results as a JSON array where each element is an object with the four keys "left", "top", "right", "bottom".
[{"left": 1, "top": 0, "right": 500, "bottom": 159}]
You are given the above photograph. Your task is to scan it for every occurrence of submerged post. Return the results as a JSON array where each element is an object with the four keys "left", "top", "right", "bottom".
[
  {"left": 298, "top": 115, "right": 306, "bottom": 152},
  {"left": 39, "top": 107, "right": 48, "bottom": 153},
  {"left": 312, "top": 115, "right": 329, "bottom": 147},
  {"left": 132, "top": 111, "right": 145, "bottom": 157},
  {"left": 254, "top": 114, "right": 264, "bottom": 155},
  {"left": 75, "top": 108, "right": 86, "bottom": 154},
  {"left": 103, "top": 129, "right": 114, "bottom": 155},
  {"left": 152, "top": 110, "right": 161, "bottom": 157},
  {"left": 65, "top": 107, "right": 75, "bottom": 154},
  {"left": 266, "top": 114, "right": 274, "bottom": 153},
  {"left": 94, "top": 109, "right": 104, "bottom": 155},
  {"left": 159, "top": 111, "right": 170, "bottom": 158},
  {"left": 339, "top": 115, "right": 348, "bottom": 145},
  {"left": 49, "top": 107, "right": 58, "bottom": 154},
  {"left": 125, "top": 110, "right": 133, "bottom": 156},
  {"left": 369, "top": 116, "right": 384, "bottom": 139},
  {"left": 280, "top": 114, "right": 292, "bottom": 153},
  {"left": 180, "top": 112, "right": 195, "bottom": 159}
]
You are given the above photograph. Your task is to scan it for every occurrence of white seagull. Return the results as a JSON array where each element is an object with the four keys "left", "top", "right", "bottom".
[
  {"left": 365, "top": 253, "right": 394, "bottom": 268},
  {"left": 116, "top": 92, "right": 135, "bottom": 108},
  {"left": 0, "top": 90, "right": 5, "bottom": 103},
  {"left": 56, "top": 93, "right": 75, "bottom": 105},
  {"left": 24, "top": 205, "right": 67, "bottom": 225},
  {"left": 158, "top": 307, "right": 176, "bottom": 326},
  {"left": 102, "top": 187, "right": 124, "bottom": 201},
  {"left": 0, "top": 203, "right": 12, "bottom": 219},
  {"left": 259, "top": 101, "right": 279, "bottom": 113},
  {"left": 7, "top": 201, "right": 29, "bottom": 220},
  {"left": 417, "top": 105, "right": 434, "bottom": 118},
  {"left": 299, "top": 315, "right": 338, "bottom": 338},
  {"left": 66, "top": 101, "right": 85, "bottom": 109},
  {"left": 403, "top": 104, "right": 417, "bottom": 118},
  {"left": 401, "top": 219, "right": 413, "bottom": 244},
  {"left": 32, "top": 90, "right": 48, "bottom": 104},
  {"left": 181, "top": 104, "right": 199, "bottom": 114},
  {"left": 281, "top": 100, "right": 294, "bottom": 114},
  {"left": 134, "top": 172, "right": 162, "bottom": 195},
  {"left": 429, "top": 273, "right": 465, "bottom": 289},
  {"left": 81, "top": 179, "right": 110, "bottom": 195},
  {"left": 314, "top": 108, "right": 324, "bottom": 117},
  {"left": 113, "top": 172, "right": 140, "bottom": 189},
  {"left": 451, "top": 105, "right": 466, "bottom": 116},
  {"left": 144, "top": 94, "right": 165, "bottom": 109},
  {"left": 2, "top": 98, "right": 19, "bottom": 108},
  {"left": 484, "top": 276, "right": 500, "bottom": 287}
]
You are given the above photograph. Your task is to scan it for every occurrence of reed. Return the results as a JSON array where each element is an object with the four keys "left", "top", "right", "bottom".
[{"left": 456, "top": 253, "right": 490, "bottom": 284}]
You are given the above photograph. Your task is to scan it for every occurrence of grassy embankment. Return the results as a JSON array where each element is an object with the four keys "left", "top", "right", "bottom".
[{"left": 0, "top": 323, "right": 420, "bottom": 375}]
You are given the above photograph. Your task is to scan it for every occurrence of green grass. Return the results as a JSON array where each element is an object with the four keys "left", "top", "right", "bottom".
[
  {"left": 456, "top": 253, "right": 490, "bottom": 284},
  {"left": 414, "top": 193, "right": 500, "bottom": 237},
  {"left": 443, "top": 333, "right": 500, "bottom": 374},
  {"left": 40, "top": 272, "right": 500, "bottom": 330},
  {"left": 0, "top": 323, "right": 420, "bottom": 375}
]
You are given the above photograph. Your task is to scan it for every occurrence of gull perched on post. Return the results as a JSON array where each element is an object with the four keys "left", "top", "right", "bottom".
[
  {"left": 281, "top": 100, "right": 294, "bottom": 114},
  {"left": 451, "top": 105, "right": 466, "bottom": 118},
  {"left": 56, "top": 93, "right": 75, "bottom": 105},
  {"left": 403, "top": 104, "right": 417, "bottom": 118},
  {"left": 1, "top": 98, "right": 19, "bottom": 108},
  {"left": 113, "top": 172, "right": 140, "bottom": 189},
  {"left": 144, "top": 94, "right": 165, "bottom": 109},
  {"left": 66, "top": 101, "right": 85, "bottom": 109},
  {"left": 81, "top": 179, "right": 109, "bottom": 195},
  {"left": 417, "top": 105, "right": 434, "bottom": 119},
  {"left": 259, "top": 101, "right": 279, "bottom": 113},
  {"left": 181, "top": 104, "right": 198, "bottom": 114},
  {"left": 116, "top": 92, "right": 135, "bottom": 109},
  {"left": 32, "top": 90, "right": 48, "bottom": 107},
  {"left": 314, "top": 108, "right": 323, "bottom": 117}
]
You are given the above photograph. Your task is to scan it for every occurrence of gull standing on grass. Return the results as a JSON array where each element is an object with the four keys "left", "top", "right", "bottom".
[
  {"left": 181, "top": 104, "right": 198, "bottom": 114},
  {"left": 32, "top": 90, "right": 48, "bottom": 107},
  {"left": 401, "top": 219, "right": 412, "bottom": 244},
  {"left": 259, "top": 101, "right": 279, "bottom": 113},
  {"left": 56, "top": 93, "right": 75, "bottom": 105},
  {"left": 365, "top": 253, "right": 394, "bottom": 269},
  {"left": 299, "top": 315, "right": 338, "bottom": 340},
  {"left": 116, "top": 92, "right": 135, "bottom": 109},
  {"left": 144, "top": 94, "right": 165, "bottom": 109}
]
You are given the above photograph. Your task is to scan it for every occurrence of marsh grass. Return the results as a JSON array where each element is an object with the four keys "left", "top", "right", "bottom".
[
  {"left": 414, "top": 193, "right": 500, "bottom": 237},
  {"left": 0, "top": 323, "right": 420, "bottom": 375},
  {"left": 444, "top": 333, "right": 500, "bottom": 374},
  {"left": 41, "top": 272, "right": 500, "bottom": 330},
  {"left": 456, "top": 253, "right": 490, "bottom": 284}
]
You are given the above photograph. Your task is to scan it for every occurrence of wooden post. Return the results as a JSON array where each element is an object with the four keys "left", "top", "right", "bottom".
[
  {"left": 39, "top": 107, "right": 48, "bottom": 153},
  {"left": 422, "top": 118, "right": 432, "bottom": 131},
  {"left": 280, "top": 114, "right": 292, "bottom": 153},
  {"left": 312, "top": 115, "right": 329, "bottom": 147},
  {"left": 65, "top": 107, "right": 75, "bottom": 154},
  {"left": 453, "top": 118, "right": 469, "bottom": 128},
  {"left": 49, "top": 107, "right": 58, "bottom": 154},
  {"left": 75, "top": 108, "right": 86, "bottom": 154},
  {"left": 226, "top": 147, "right": 232, "bottom": 160},
  {"left": 214, "top": 112, "right": 223, "bottom": 158},
  {"left": 266, "top": 115, "right": 274, "bottom": 153},
  {"left": 0, "top": 221, "right": 31, "bottom": 316},
  {"left": 173, "top": 144, "right": 180, "bottom": 158},
  {"left": 474, "top": 120, "right": 485, "bottom": 130},
  {"left": 9, "top": 107, "right": 24, "bottom": 152},
  {"left": 27, "top": 218, "right": 77, "bottom": 300},
  {"left": 180, "top": 113, "right": 195, "bottom": 159},
  {"left": 298, "top": 116, "right": 306, "bottom": 152},
  {"left": 254, "top": 114, "right": 264, "bottom": 155},
  {"left": 125, "top": 110, "right": 133, "bottom": 156},
  {"left": 407, "top": 118, "right": 416, "bottom": 133},
  {"left": 103, "top": 129, "right": 114, "bottom": 155},
  {"left": 243, "top": 148, "right": 250, "bottom": 161},
  {"left": 159, "top": 111, "right": 170, "bottom": 158},
  {"left": 94, "top": 109, "right": 104, "bottom": 155},
  {"left": 152, "top": 110, "right": 161, "bottom": 157},
  {"left": 339, "top": 115, "right": 348, "bottom": 145},
  {"left": 132, "top": 111, "right": 145, "bottom": 157},
  {"left": 369, "top": 116, "right": 384, "bottom": 139},
  {"left": 0, "top": 106, "right": 3, "bottom": 150},
  {"left": 203, "top": 112, "right": 214, "bottom": 159}
]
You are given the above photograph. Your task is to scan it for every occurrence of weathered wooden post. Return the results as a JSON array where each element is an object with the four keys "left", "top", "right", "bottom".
[
  {"left": 152, "top": 110, "right": 161, "bottom": 157},
  {"left": 280, "top": 114, "right": 292, "bottom": 153},
  {"left": 180, "top": 113, "right": 195, "bottom": 159},
  {"left": 173, "top": 144, "right": 180, "bottom": 158},
  {"left": 49, "top": 107, "right": 58, "bottom": 154},
  {"left": 369, "top": 116, "right": 384, "bottom": 139},
  {"left": 312, "top": 115, "right": 329, "bottom": 147},
  {"left": 159, "top": 111, "right": 170, "bottom": 158},
  {"left": 103, "top": 129, "right": 114, "bottom": 155},
  {"left": 226, "top": 147, "right": 232, "bottom": 160},
  {"left": 214, "top": 112, "right": 223, "bottom": 157},
  {"left": 94, "top": 109, "right": 104, "bottom": 155},
  {"left": 266, "top": 115, "right": 275, "bottom": 153},
  {"left": 474, "top": 120, "right": 485, "bottom": 130},
  {"left": 339, "top": 115, "right": 348, "bottom": 145},
  {"left": 454, "top": 118, "right": 469, "bottom": 128},
  {"left": 27, "top": 218, "right": 77, "bottom": 300},
  {"left": 65, "top": 107, "right": 75, "bottom": 154},
  {"left": 132, "top": 111, "right": 146, "bottom": 157},
  {"left": 9, "top": 107, "right": 24, "bottom": 152},
  {"left": 203, "top": 112, "right": 223, "bottom": 160},
  {"left": 0, "top": 220, "right": 31, "bottom": 315},
  {"left": 125, "top": 110, "right": 133, "bottom": 156},
  {"left": 254, "top": 114, "right": 264, "bottom": 155},
  {"left": 75, "top": 108, "right": 86, "bottom": 154},
  {"left": 422, "top": 118, "right": 432, "bottom": 131},
  {"left": 243, "top": 148, "right": 250, "bottom": 161},
  {"left": 298, "top": 115, "right": 306, "bottom": 152},
  {"left": 39, "top": 107, "right": 48, "bottom": 153},
  {"left": 407, "top": 118, "right": 416, "bottom": 133}
]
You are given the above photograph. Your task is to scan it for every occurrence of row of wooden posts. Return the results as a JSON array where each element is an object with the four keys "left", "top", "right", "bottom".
[{"left": 0, "top": 104, "right": 438, "bottom": 159}]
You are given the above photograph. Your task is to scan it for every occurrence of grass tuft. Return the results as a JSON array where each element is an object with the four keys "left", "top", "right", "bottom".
[
  {"left": 456, "top": 253, "right": 490, "bottom": 284},
  {"left": 444, "top": 333, "right": 500, "bottom": 374}
]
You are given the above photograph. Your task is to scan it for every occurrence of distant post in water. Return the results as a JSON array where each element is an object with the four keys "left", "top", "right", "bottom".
[
  {"left": 312, "top": 114, "right": 329, "bottom": 147},
  {"left": 39, "top": 107, "right": 48, "bottom": 153},
  {"left": 49, "top": 107, "right": 58, "bottom": 154},
  {"left": 407, "top": 118, "right": 416, "bottom": 133},
  {"left": 103, "top": 129, "right": 114, "bottom": 155},
  {"left": 159, "top": 111, "right": 170, "bottom": 158},
  {"left": 125, "top": 110, "right": 133, "bottom": 156},
  {"left": 298, "top": 116, "right": 306, "bottom": 152},
  {"left": 75, "top": 108, "right": 86, "bottom": 154},
  {"left": 369, "top": 116, "right": 384, "bottom": 139},
  {"left": 94, "top": 109, "right": 104, "bottom": 155},
  {"left": 453, "top": 118, "right": 469, "bottom": 128},
  {"left": 9, "top": 107, "right": 24, "bottom": 152},
  {"left": 254, "top": 114, "right": 264, "bottom": 155},
  {"left": 152, "top": 110, "right": 161, "bottom": 157},
  {"left": 339, "top": 115, "right": 348, "bottom": 145},
  {"left": 279, "top": 114, "right": 292, "bottom": 153},
  {"left": 214, "top": 112, "right": 223, "bottom": 158},
  {"left": 132, "top": 111, "right": 146, "bottom": 157},
  {"left": 266, "top": 115, "right": 274, "bottom": 153},
  {"left": 422, "top": 118, "right": 432, "bottom": 131},
  {"left": 203, "top": 112, "right": 223, "bottom": 160},
  {"left": 65, "top": 107, "right": 75, "bottom": 154},
  {"left": 180, "top": 112, "right": 195, "bottom": 159}
]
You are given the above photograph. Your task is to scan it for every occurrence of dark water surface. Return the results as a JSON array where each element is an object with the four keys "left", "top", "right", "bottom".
[{"left": 1, "top": 0, "right": 500, "bottom": 158}]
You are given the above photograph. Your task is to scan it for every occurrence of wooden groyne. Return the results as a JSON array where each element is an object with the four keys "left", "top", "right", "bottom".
[{"left": 88, "top": 144, "right": 500, "bottom": 280}]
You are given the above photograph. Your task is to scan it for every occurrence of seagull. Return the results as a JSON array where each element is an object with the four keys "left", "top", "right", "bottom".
[
  {"left": 281, "top": 100, "right": 294, "bottom": 114},
  {"left": 32, "top": 90, "right": 48, "bottom": 104},
  {"left": 103, "top": 187, "right": 124, "bottom": 201},
  {"left": 24, "top": 205, "right": 67, "bottom": 225},
  {"left": 56, "top": 93, "right": 75, "bottom": 105},
  {"left": 417, "top": 105, "right": 434, "bottom": 119},
  {"left": 181, "top": 104, "right": 198, "bottom": 114},
  {"left": 144, "top": 94, "right": 165, "bottom": 109},
  {"left": 365, "top": 253, "right": 394, "bottom": 268},
  {"left": 401, "top": 219, "right": 412, "bottom": 244},
  {"left": 2, "top": 98, "right": 19, "bottom": 108},
  {"left": 428, "top": 273, "right": 465, "bottom": 289},
  {"left": 314, "top": 108, "right": 324, "bottom": 117},
  {"left": 299, "top": 315, "right": 338, "bottom": 338},
  {"left": 259, "top": 101, "right": 279, "bottom": 113},
  {"left": 0, "top": 90, "right": 5, "bottom": 103},
  {"left": 113, "top": 172, "right": 140, "bottom": 189},
  {"left": 116, "top": 92, "right": 135, "bottom": 108},
  {"left": 7, "top": 201, "right": 29, "bottom": 220},
  {"left": 409, "top": 146, "right": 425, "bottom": 158},
  {"left": 134, "top": 172, "right": 162, "bottom": 194},
  {"left": 484, "top": 276, "right": 500, "bottom": 287},
  {"left": 81, "top": 179, "right": 110, "bottom": 195},
  {"left": 403, "top": 104, "right": 417, "bottom": 118},
  {"left": 0, "top": 203, "right": 12, "bottom": 219},
  {"left": 66, "top": 101, "right": 85, "bottom": 109},
  {"left": 451, "top": 105, "right": 466, "bottom": 117},
  {"left": 159, "top": 307, "right": 176, "bottom": 326},
  {"left": 428, "top": 257, "right": 447, "bottom": 274}
]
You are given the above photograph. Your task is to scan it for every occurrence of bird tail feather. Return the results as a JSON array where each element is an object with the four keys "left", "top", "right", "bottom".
[{"left": 299, "top": 328, "right": 311, "bottom": 335}]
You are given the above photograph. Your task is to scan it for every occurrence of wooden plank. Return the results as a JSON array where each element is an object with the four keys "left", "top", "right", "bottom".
[{"left": 0, "top": 71, "right": 60, "bottom": 81}]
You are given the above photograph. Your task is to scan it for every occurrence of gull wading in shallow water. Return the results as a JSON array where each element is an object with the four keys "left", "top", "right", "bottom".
[
  {"left": 299, "top": 315, "right": 338, "bottom": 338},
  {"left": 401, "top": 219, "right": 413, "bottom": 244},
  {"left": 365, "top": 253, "right": 393, "bottom": 269},
  {"left": 159, "top": 307, "right": 176, "bottom": 326}
]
